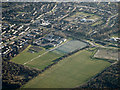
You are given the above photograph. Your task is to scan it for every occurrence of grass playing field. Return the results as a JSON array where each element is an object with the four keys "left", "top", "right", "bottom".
[
  {"left": 12, "top": 40, "right": 87, "bottom": 70},
  {"left": 25, "top": 51, "right": 62, "bottom": 70},
  {"left": 11, "top": 45, "right": 63, "bottom": 70},
  {"left": 23, "top": 49, "right": 111, "bottom": 88},
  {"left": 11, "top": 45, "right": 46, "bottom": 64}
]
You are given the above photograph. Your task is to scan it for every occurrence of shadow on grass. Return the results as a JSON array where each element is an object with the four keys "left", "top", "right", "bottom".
[{"left": 91, "top": 57, "right": 116, "bottom": 63}]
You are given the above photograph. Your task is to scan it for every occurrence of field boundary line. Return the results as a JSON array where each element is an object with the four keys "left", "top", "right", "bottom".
[{"left": 23, "top": 41, "right": 68, "bottom": 65}]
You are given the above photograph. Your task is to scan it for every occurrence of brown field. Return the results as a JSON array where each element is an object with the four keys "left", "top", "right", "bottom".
[{"left": 94, "top": 48, "right": 118, "bottom": 60}]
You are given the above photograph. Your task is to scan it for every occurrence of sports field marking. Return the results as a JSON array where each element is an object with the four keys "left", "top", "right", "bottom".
[
  {"left": 23, "top": 51, "right": 48, "bottom": 65},
  {"left": 23, "top": 41, "right": 68, "bottom": 65}
]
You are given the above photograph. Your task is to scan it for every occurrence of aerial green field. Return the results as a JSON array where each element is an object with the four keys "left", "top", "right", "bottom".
[
  {"left": 11, "top": 45, "right": 46, "bottom": 64},
  {"left": 26, "top": 51, "right": 62, "bottom": 70},
  {"left": 11, "top": 45, "right": 63, "bottom": 70},
  {"left": 12, "top": 40, "right": 87, "bottom": 70},
  {"left": 23, "top": 49, "right": 111, "bottom": 88}
]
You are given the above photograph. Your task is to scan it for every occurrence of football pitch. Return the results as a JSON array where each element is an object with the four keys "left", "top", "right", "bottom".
[
  {"left": 11, "top": 45, "right": 63, "bottom": 70},
  {"left": 12, "top": 40, "right": 87, "bottom": 70},
  {"left": 23, "top": 49, "right": 111, "bottom": 88},
  {"left": 11, "top": 45, "right": 46, "bottom": 65}
]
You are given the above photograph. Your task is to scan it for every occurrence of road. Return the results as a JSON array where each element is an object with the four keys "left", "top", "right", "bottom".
[{"left": 85, "top": 40, "right": 118, "bottom": 49}]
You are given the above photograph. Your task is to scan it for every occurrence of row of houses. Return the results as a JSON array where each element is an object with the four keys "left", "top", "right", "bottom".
[{"left": 1, "top": 23, "right": 32, "bottom": 59}]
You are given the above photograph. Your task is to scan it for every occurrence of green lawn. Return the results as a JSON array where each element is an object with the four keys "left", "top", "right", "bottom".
[
  {"left": 23, "top": 49, "right": 111, "bottom": 88},
  {"left": 11, "top": 45, "right": 63, "bottom": 70},
  {"left": 11, "top": 45, "right": 46, "bottom": 64},
  {"left": 26, "top": 51, "right": 63, "bottom": 70}
]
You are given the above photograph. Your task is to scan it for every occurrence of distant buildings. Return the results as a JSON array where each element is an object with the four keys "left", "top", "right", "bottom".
[
  {"left": 33, "top": 19, "right": 51, "bottom": 27},
  {"left": 80, "top": 18, "right": 95, "bottom": 23},
  {"left": 33, "top": 33, "right": 67, "bottom": 49}
]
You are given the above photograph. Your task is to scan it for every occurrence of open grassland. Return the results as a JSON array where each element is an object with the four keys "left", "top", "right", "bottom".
[
  {"left": 25, "top": 40, "right": 87, "bottom": 70},
  {"left": 11, "top": 45, "right": 63, "bottom": 70},
  {"left": 11, "top": 45, "right": 46, "bottom": 64},
  {"left": 12, "top": 40, "right": 87, "bottom": 70},
  {"left": 23, "top": 49, "right": 111, "bottom": 88},
  {"left": 26, "top": 51, "right": 62, "bottom": 70}
]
